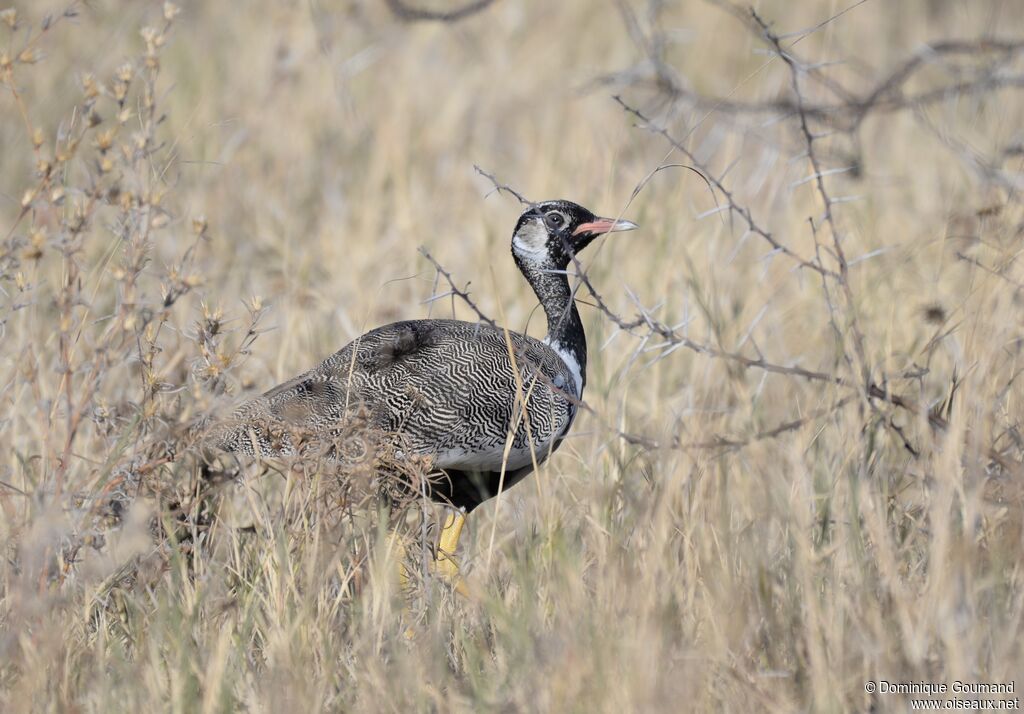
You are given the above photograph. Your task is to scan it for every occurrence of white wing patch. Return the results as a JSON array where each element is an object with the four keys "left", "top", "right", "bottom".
[{"left": 544, "top": 339, "right": 583, "bottom": 397}]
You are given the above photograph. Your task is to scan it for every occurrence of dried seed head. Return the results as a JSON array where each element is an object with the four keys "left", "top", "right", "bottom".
[
  {"left": 55, "top": 137, "right": 79, "bottom": 163},
  {"left": 24, "top": 228, "right": 45, "bottom": 260},
  {"left": 0, "top": 8, "right": 17, "bottom": 29},
  {"left": 201, "top": 302, "right": 224, "bottom": 322},
  {"left": 191, "top": 216, "right": 207, "bottom": 235},
  {"left": 923, "top": 303, "right": 946, "bottom": 324},
  {"left": 81, "top": 73, "right": 98, "bottom": 98},
  {"left": 95, "top": 129, "right": 115, "bottom": 151},
  {"left": 163, "top": 2, "right": 180, "bottom": 21},
  {"left": 31, "top": 127, "right": 44, "bottom": 148}
]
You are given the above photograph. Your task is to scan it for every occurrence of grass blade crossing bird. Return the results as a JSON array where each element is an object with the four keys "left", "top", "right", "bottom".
[{"left": 211, "top": 200, "right": 638, "bottom": 587}]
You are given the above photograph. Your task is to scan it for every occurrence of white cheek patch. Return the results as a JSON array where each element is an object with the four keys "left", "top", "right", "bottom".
[{"left": 512, "top": 220, "right": 548, "bottom": 261}]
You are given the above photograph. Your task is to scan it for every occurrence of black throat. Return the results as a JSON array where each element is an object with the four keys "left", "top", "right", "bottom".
[{"left": 513, "top": 251, "right": 587, "bottom": 391}]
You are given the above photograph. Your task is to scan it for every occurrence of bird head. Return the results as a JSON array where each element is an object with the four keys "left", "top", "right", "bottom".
[{"left": 511, "top": 200, "right": 638, "bottom": 269}]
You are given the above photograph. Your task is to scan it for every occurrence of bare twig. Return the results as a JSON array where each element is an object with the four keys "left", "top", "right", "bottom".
[
  {"left": 956, "top": 251, "right": 1024, "bottom": 292},
  {"left": 750, "top": 7, "right": 871, "bottom": 389},
  {"left": 419, "top": 247, "right": 499, "bottom": 330},
  {"left": 474, "top": 164, "right": 533, "bottom": 206},
  {"left": 679, "top": 395, "right": 855, "bottom": 453},
  {"left": 462, "top": 168, "right": 967, "bottom": 473},
  {"left": 600, "top": 17, "right": 1024, "bottom": 136},
  {"left": 613, "top": 96, "right": 838, "bottom": 279},
  {"left": 421, "top": 239, "right": 868, "bottom": 455}
]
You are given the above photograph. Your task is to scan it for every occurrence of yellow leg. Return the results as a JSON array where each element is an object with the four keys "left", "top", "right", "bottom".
[{"left": 434, "top": 510, "right": 469, "bottom": 596}]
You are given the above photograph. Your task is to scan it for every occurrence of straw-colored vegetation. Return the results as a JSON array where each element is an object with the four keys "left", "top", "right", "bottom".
[{"left": 2, "top": 0, "right": 1023, "bottom": 711}]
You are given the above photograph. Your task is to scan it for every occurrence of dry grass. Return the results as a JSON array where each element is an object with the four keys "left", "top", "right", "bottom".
[{"left": 2, "top": 0, "right": 1024, "bottom": 711}]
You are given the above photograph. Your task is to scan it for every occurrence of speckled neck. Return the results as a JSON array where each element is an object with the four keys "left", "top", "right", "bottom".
[{"left": 515, "top": 257, "right": 587, "bottom": 392}]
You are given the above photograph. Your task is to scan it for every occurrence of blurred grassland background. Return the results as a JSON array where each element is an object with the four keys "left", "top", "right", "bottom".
[{"left": 1, "top": 0, "right": 1024, "bottom": 711}]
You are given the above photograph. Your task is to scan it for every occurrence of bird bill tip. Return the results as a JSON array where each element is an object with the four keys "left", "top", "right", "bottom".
[
  {"left": 609, "top": 218, "right": 639, "bottom": 232},
  {"left": 573, "top": 217, "right": 639, "bottom": 236}
]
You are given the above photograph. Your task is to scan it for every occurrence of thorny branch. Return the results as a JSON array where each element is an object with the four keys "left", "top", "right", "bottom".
[
  {"left": 747, "top": 9, "right": 872, "bottom": 395},
  {"left": 445, "top": 147, "right": 967, "bottom": 460},
  {"left": 572, "top": 2, "right": 1024, "bottom": 471},
  {"left": 474, "top": 164, "right": 533, "bottom": 206},
  {"left": 599, "top": 2, "right": 1024, "bottom": 136},
  {"left": 680, "top": 396, "right": 855, "bottom": 452},
  {"left": 419, "top": 248, "right": 499, "bottom": 330},
  {"left": 613, "top": 97, "right": 838, "bottom": 280},
  {"left": 421, "top": 241, "right": 853, "bottom": 454},
  {"left": 955, "top": 252, "right": 1024, "bottom": 293}
]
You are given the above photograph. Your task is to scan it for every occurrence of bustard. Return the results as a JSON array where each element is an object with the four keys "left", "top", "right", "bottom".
[{"left": 213, "top": 200, "right": 638, "bottom": 584}]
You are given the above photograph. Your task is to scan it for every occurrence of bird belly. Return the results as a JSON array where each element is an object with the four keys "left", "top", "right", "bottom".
[
  {"left": 428, "top": 430, "right": 571, "bottom": 511},
  {"left": 432, "top": 437, "right": 560, "bottom": 473}
]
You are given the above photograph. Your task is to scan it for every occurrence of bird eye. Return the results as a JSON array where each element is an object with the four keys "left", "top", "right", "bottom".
[{"left": 545, "top": 212, "right": 566, "bottom": 229}]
